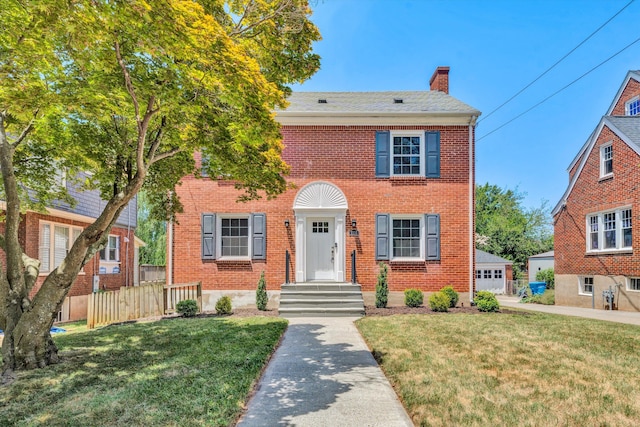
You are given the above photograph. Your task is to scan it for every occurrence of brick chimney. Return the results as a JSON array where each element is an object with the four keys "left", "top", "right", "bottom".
[{"left": 429, "top": 66, "right": 450, "bottom": 94}]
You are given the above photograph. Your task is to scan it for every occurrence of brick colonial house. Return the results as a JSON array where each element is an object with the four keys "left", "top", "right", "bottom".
[
  {"left": 1, "top": 180, "right": 140, "bottom": 321},
  {"left": 168, "top": 66, "right": 480, "bottom": 315},
  {"left": 552, "top": 70, "right": 640, "bottom": 311}
]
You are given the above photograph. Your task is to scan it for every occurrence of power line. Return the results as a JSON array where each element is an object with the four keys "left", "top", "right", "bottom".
[
  {"left": 477, "top": 35, "right": 640, "bottom": 142},
  {"left": 477, "top": 0, "right": 636, "bottom": 125}
]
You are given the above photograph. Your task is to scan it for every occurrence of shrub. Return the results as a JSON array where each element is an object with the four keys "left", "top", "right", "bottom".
[
  {"left": 215, "top": 296, "right": 233, "bottom": 315},
  {"left": 475, "top": 290, "right": 500, "bottom": 312},
  {"left": 428, "top": 292, "right": 449, "bottom": 312},
  {"left": 536, "top": 268, "right": 555, "bottom": 289},
  {"left": 404, "top": 288, "right": 424, "bottom": 307},
  {"left": 440, "top": 285, "right": 459, "bottom": 308},
  {"left": 523, "top": 289, "right": 555, "bottom": 305},
  {"left": 176, "top": 299, "right": 198, "bottom": 317},
  {"left": 375, "top": 263, "right": 389, "bottom": 308},
  {"left": 256, "top": 271, "right": 268, "bottom": 311}
]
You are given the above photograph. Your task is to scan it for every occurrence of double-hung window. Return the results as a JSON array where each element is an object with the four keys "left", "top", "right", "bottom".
[
  {"left": 581, "top": 277, "right": 594, "bottom": 295},
  {"left": 600, "top": 143, "right": 613, "bottom": 178},
  {"left": 628, "top": 278, "right": 640, "bottom": 292},
  {"left": 100, "top": 236, "right": 120, "bottom": 262},
  {"left": 587, "top": 208, "right": 632, "bottom": 252},
  {"left": 39, "top": 222, "right": 82, "bottom": 274},
  {"left": 220, "top": 217, "right": 249, "bottom": 258},
  {"left": 201, "top": 213, "right": 266, "bottom": 260},
  {"left": 392, "top": 218, "right": 421, "bottom": 258},
  {"left": 626, "top": 96, "right": 639, "bottom": 116},
  {"left": 375, "top": 131, "right": 440, "bottom": 178},
  {"left": 375, "top": 213, "right": 440, "bottom": 261},
  {"left": 392, "top": 133, "right": 423, "bottom": 176}
]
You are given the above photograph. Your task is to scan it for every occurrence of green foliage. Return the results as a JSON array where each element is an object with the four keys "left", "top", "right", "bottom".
[
  {"left": 215, "top": 296, "right": 233, "bottom": 315},
  {"left": 137, "top": 190, "right": 166, "bottom": 265},
  {"left": 475, "top": 291, "right": 500, "bottom": 312},
  {"left": 475, "top": 183, "right": 553, "bottom": 278},
  {"left": 375, "top": 263, "right": 389, "bottom": 308},
  {"left": 428, "top": 292, "right": 450, "bottom": 312},
  {"left": 536, "top": 268, "right": 555, "bottom": 289},
  {"left": 440, "top": 286, "right": 459, "bottom": 308},
  {"left": 256, "top": 271, "right": 268, "bottom": 311},
  {"left": 176, "top": 299, "right": 198, "bottom": 317},
  {"left": 523, "top": 290, "right": 555, "bottom": 305},
  {"left": 404, "top": 289, "right": 424, "bottom": 308}
]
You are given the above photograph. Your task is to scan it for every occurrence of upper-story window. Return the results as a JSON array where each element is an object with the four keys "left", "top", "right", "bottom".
[
  {"left": 599, "top": 143, "right": 613, "bottom": 178},
  {"left": 392, "top": 133, "right": 423, "bottom": 176},
  {"left": 39, "top": 221, "right": 82, "bottom": 274},
  {"left": 587, "top": 208, "right": 632, "bottom": 252},
  {"left": 625, "top": 96, "right": 639, "bottom": 116}
]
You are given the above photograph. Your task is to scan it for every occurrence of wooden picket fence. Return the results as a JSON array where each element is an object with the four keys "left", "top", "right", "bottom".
[{"left": 87, "top": 282, "right": 202, "bottom": 329}]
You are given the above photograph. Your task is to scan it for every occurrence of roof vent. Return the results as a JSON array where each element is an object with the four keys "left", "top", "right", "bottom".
[
  {"left": 393, "top": 98, "right": 403, "bottom": 104},
  {"left": 318, "top": 99, "right": 327, "bottom": 103}
]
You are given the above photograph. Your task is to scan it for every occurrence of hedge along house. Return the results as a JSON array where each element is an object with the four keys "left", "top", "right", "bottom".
[{"left": 168, "top": 66, "right": 481, "bottom": 315}]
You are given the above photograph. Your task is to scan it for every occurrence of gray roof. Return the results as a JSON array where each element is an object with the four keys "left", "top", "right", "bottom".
[
  {"left": 280, "top": 91, "right": 480, "bottom": 115},
  {"left": 528, "top": 250, "right": 554, "bottom": 259},
  {"left": 476, "top": 249, "right": 513, "bottom": 265},
  {"left": 607, "top": 116, "right": 640, "bottom": 146}
]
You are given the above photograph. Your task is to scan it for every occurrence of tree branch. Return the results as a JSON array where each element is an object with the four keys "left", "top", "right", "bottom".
[
  {"left": 149, "top": 146, "right": 182, "bottom": 165},
  {"left": 11, "top": 111, "right": 38, "bottom": 148},
  {"left": 232, "top": 0, "right": 255, "bottom": 35},
  {"left": 230, "top": 0, "right": 292, "bottom": 37},
  {"left": 146, "top": 116, "right": 166, "bottom": 161},
  {"left": 22, "top": 253, "right": 39, "bottom": 294},
  {"left": 114, "top": 40, "right": 140, "bottom": 125}
]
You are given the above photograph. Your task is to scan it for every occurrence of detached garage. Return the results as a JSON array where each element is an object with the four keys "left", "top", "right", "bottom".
[{"left": 476, "top": 249, "right": 513, "bottom": 294}]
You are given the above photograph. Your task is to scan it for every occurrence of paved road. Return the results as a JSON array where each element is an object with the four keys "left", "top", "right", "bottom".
[
  {"left": 237, "top": 317, "right": 413, "bottom": 427},
  {"left": 497, "top": 295, "right": 640, "bottom": 326}
]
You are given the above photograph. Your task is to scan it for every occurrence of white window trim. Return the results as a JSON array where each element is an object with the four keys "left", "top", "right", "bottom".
[
  {"left": 627, "top": 277, "right": 640, "bottom": 292},
  {"left": 390, "top": 214, "right": 424, "bottom": 261},
  {"left": 586, "top": 206, "right": 632, "bottom": 253},
  {"left": 216, "top": 214, "right": 252, "bottom": 260},
  {"left": 599, "top": 142, "right": 613, "bottom": 179},
  {"left": 625, "top": 96, "right": 639, "bottom": 116},
  {"left": 389, "top": 131, "right": 425, "bottom": 177},
  {"left": 100, "top": 235, "right": 121, "bottom": 262},
  {"left": 39, "top": 220, "right": 83, "bottom": 275},
  {"left": 579, "top": 276, "right": 594, "bottom": 296}
]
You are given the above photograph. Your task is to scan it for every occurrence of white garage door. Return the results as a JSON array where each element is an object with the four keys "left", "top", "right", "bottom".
[{"left": 476, "top": 268, "right": 505, "bottom": 293}]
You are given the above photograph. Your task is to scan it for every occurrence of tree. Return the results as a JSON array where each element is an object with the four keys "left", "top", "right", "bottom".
[
  {"left": 475, "top": 183, "right": 553, "bottom": 278},
  {"left": 0, "top": 0, "right": 320, "bottom": 379},
  {"left": 137, "top": 191, "right": 167, "bottom": 266}
]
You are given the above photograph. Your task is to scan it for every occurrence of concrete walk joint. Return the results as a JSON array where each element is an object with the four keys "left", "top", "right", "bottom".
[{"left": 237, "top": 317, "right": 413, "bottom": 427}]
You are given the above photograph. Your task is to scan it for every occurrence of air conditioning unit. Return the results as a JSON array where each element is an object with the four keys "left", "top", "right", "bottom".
[{"left": 92, "top": 275, "right": 100, "bottom": 292}]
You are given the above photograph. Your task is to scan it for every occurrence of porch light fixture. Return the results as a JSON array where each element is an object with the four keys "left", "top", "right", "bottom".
[
  {"left": 284, "top": 219, "right": 290, "bottom": 228},
  {"left": 351, "top": 219, "right": 357, "bottom": 228}
]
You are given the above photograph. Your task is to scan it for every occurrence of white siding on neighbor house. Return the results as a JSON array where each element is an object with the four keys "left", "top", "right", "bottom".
[{"left": 528, "top": 257, "right": 554, "bottom": 282}]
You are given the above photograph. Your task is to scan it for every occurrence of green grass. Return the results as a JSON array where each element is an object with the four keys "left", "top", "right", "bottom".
[
  {"left": 1, "top": 316, "right": 287, "bottom": 426},
  {"left": 357, "top": 312, "right": 640, "bottom": 426},
  {"left": 522, "top": 289, "right": 555, "bottom": 305}
]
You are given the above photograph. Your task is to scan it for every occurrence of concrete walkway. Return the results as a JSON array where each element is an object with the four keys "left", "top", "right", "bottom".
[
  {"left": 236, "top": 317, "right": 413, "bottom": 427},
  {"left": 497, "top": 295, "right": 640, "bottom": 326}
]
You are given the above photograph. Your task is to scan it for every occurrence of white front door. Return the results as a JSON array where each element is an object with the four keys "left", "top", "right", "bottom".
[{"left": 306, "top": 218, "right": 335, "bottom": 281}]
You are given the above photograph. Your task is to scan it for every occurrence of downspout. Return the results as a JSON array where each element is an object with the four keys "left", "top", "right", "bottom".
[{"left": 469, "top": 115, "right": 477, "bottom": 303}]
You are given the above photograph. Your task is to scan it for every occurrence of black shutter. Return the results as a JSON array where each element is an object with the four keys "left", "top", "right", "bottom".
[
  {"left": 251, "top": 213, "right": 266, "bottom": 260},
  {"left": 425, "top": 131, "right": 440, "bottom": 178},
  {"left": 202, "top": 213, "right": 216, "bottom": 260},
  {"left": 375, "top": 213, "right": 390, "bottom": 260},
  {"left": 425, "top": 214, "right": 440, "bottom": 260},
  {"left": 375, "top": 131, "right": 391, "bottom": 177}
]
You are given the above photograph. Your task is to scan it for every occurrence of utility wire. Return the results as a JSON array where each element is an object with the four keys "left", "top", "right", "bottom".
[
  {"left": 477, "top": 0, "right": 636, "bottom": 125},
  {"left": 477, "top": 35, "right": 640, "bottom": 142}
]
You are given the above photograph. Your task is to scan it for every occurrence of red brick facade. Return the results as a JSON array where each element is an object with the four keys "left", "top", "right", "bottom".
[
  {"left": 554, "top": 71, "right": 640, "bottom": 311},
  {"left": 171, "top": 124, "right": 475, "bottom": 295}
]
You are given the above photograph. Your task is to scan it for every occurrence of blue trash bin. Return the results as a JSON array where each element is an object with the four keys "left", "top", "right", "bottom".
[{"left": 529, "top": 281, "right": 547, "bottom": 295}]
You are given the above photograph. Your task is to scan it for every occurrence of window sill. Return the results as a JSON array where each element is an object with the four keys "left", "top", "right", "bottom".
[
  {"left": 216, "top": 258, "right": 251, "bottom": 263},
  {"left": 598, "top": 174, "right": 613, "bottom": 182},
  {"left": 390, "top": 258, "right": 424, "bottom": 263},
  {"left": 586, "top": 249, "right": 632, "bottom": 255},
  {"left": 578, "top": 292, "right": 594, "bottom": 296}
]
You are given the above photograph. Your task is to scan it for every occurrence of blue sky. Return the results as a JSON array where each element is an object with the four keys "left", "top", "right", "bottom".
[{"left": 292, "top": 0, "right": 640, "bottom": 210}]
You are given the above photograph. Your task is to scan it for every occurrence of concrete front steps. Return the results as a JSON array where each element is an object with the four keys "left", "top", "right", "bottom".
[{"left": 279, "top": 282, "right": 365, "bottom": 317}]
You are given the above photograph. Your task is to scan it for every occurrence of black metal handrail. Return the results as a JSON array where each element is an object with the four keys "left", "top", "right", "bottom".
[
  {"left": 351, "top": 249, "right": 357, "bottom": 284},
  {"left": 285, "top": 249, "right": 290, "bottom": 285}
]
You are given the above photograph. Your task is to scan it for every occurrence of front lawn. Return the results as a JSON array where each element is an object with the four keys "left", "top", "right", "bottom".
[
  {"left": 0, "top": 316, "right": 287, "bottom": 427},
  {"left": 357, "top": 312, "right": 640, "bottom": 426}
]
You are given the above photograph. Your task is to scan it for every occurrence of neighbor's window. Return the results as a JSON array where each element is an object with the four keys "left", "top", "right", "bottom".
[
  {"left": 476, "top": 270, "right": 482, "bottom": 279},
  {"left": 483, "top": 270, "right": 492, "bottom": 279},
  {"left": 39, "top": 222, "right": 82, "bottom": 274},
  {"left": 220, "top": 217, "right": 249, "bottom": 257},
  {"left": 628, "top": 277, "right": 640, "bottom": 291},
  {"left": 100, "top": 235, "right": 120, "bottom": 262},
  {"left": 494, "top": 270, "right": 503, "bottom": 279},
  {"left": 626, "top": 96, "right": 640, "bottom": 116},
  {"left": 587, "top": 208, "right": 632, "bottom": 252},
  {"left": 581, "top": 277, "right": 594, "bottom": 295},
  {"left": 392, "top": 218, "right": 421, "bottom": 258},
  {"left": 391, "top": 133, "right": 424, "bottom": 176},
  {"left": 600, "top": 143, "right": 613, "bottom": 178}
]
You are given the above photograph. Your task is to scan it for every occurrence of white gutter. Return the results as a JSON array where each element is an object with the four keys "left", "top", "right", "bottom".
[
  {"left": 469, "top": 116, "right": 477, "bottom": 303},
  {"left": 167, "top": 215, "right": 173, "bottom": 286}
]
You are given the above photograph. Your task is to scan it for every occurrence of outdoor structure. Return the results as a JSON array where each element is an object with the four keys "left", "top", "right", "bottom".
[
  {"left": 553, "top": 70, "right": 640, "bottom": 311},
  {"left": 168, "top": 66, "right": 481, "bottom": 314},
  {"left": 528, "top": 250, "right": 554, "bottom": 282},
  {"left": 475, "top": 249, "right": 513, "bottom": 294},
  {"left": 0, "top": 179, "right": 140, "bottom": 321}
]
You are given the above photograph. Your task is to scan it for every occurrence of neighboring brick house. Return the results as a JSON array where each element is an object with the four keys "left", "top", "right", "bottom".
[
  {"left": 168, "top": 66, "right": 480, "bottom": 312},
  {"left": 552, "top": 70, "right": 640, "bottom": 311},
  {"left": 1, "top": 178, "right": 140, "bottom": 321}
]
